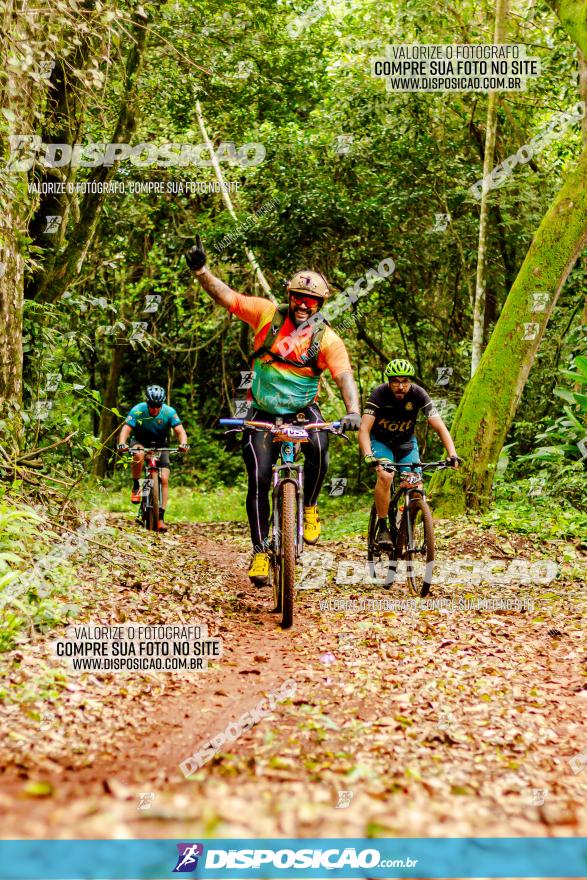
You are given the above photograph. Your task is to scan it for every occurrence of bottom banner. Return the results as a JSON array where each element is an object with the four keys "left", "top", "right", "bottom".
[{"left": 0, "top": 838, "right": 586, "bottom": 878}]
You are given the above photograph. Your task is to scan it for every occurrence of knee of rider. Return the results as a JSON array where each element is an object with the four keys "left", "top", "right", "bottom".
[
  {"left": 160, "top": 471, "right": 169, "bottom": 486},
  {"left": 377, "top": 469, "right": 393, "bottom": 486}
]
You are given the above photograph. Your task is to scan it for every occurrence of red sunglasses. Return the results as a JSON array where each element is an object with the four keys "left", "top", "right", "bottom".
[{"left": 290, "top": 293, "right": 321, "bottom": 308}]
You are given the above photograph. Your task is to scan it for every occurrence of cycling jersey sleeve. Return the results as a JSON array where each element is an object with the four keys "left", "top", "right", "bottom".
[
  {"left": 125, "top": 405, "right": 142, "bottom": 427},
  {"left": 363, "top": 385, "right": 384, "bottom": 417},
  {"left": 230, "top": 293, "right": 276, "bottom": 334},
  {"left": 317, "top": 327, "right": 352, "bottom": 378},
  {"left": 168, "top": 407, "right": 182, "bottom": 428},
  {"left": 418, "top": 388, "right": 436, "bottom": 417}
]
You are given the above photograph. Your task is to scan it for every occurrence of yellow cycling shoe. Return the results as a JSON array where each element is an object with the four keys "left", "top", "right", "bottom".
[
  {"left": 303, "top": 506, "right": 321, "bottom": 544},
  {"left": 248, "top": 551, "right": 270, "bottom": 586}
]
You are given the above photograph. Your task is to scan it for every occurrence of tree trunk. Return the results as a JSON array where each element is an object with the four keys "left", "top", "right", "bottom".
[
  {"left": 470, "top": 0, "right": 509, "bottom": 376},
  {"left": 431, "top": 145, "right": 587, "bottom": 514},
  {"left": 0, "top": 209, "right": 26, "bottom": 449},
  {"left": 34, "top": 8, "right": 152, "bottom": 303},
  {"left": 25, "top": 6, "right": 99, "bottom": 299},
  {"left": 0, "top": 0, "right": 39, "bottom": 448},
  {"left": 94, "top": 342, "right": 127, "bottom": 477},
  {"left": 578, "top": 50, "right": 587, "bottom": 353},
  {"left": 429, "top": 0, "right": 587, "bottom": 513}
]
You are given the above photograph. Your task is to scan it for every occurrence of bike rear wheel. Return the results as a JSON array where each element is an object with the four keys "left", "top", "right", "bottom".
[
  {"left": 279, "top": 481, "right": 297, "bottom": 629},
  {"left": 146, "top": 471, "right": 160, "bottom": 531},
  {"left": 396, "top": 494, "right": 434, "bottom": 597}
]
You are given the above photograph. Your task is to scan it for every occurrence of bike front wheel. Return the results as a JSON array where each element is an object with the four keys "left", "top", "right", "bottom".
[
  {"left": 279, "top": 481, "right": 297, "bottom": 629},
  {"left": 146, "top": 471, "right": 160, "bottom": 531},
  {"left": 396, "top": 494, "right": 434, "bottom": 597}
]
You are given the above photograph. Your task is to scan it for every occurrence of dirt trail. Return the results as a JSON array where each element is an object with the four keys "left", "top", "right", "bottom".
[{"left": 0, "top": 516, "right": 586, "bottom": 839}]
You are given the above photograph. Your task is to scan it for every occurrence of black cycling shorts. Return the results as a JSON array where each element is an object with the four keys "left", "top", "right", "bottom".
[{"left": 131, "top": 440, "right": 171, "bottom": 469}]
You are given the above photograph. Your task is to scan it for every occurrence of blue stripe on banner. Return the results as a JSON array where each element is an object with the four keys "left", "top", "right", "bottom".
[{"left": 0, "top": 838, "right": 586, "bottom": 879}]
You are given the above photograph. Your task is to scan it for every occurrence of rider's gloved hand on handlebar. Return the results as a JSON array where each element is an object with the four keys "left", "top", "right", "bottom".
[
  {"left": 178, "top": 444, "right": 189, "bottom": 454},
  {"left": 364, "top": 453, "right": 377, "bottom": 466},
  {"left": 340, "top": 412, "right": 361, "bottom": 432},
  {"left": 448, "top": 454, "right": 460, "bottom": 468},
  {"left": 117, "top": 443, "right": 129, "bottom": 453},
  {"left": 185, "top": 235, "right": 207, "bottom": 273}
]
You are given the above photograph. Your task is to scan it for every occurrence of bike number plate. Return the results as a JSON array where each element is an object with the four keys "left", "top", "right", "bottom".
[{"left": 276, "top": 427, "right": 308, "bottom": 441}]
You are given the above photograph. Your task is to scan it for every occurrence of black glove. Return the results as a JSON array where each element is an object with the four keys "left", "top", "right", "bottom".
[
  {"left": 185, "top": 235, "right": 207, "bottom": 272},
  {"left": 448, "top": 455, "right": 461, "bottom": 468},
  {"left": 340, "top": 412, "right": 361, "bottom": 432},
  {"left": 117, "top": 443, "right": 129, "bottom": 453}
]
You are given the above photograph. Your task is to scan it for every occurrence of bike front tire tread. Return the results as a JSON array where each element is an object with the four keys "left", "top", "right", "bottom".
[
  {"left": 397, "top": 494, "right": 435, "bottom": 597},
  {"left": 280, "top": 481, "right": 296, "bottom": 629},
  {"left": 147, "top": 472, "right": 160, "bottom": 531}
]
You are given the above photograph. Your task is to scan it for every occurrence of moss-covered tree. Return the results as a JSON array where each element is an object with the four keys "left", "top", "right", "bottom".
[{"left": 431, "top": 0, "right": 587, "bottom": 513}]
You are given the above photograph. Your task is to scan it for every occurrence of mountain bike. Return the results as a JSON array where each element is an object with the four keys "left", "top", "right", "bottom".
[
  {"left": 367, "top": 460, "right": 456, "bottom": 597},
  {"left": 220, "top": 416, "right": 344, "bottom": 629},
  {"left": 127, "top": 446, "right": 182, "bottom": 532}
]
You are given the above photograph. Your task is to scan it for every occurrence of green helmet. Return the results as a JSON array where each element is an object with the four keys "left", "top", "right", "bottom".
[{"left": 384, "top": 359, "right": 415, "bottom": 379}]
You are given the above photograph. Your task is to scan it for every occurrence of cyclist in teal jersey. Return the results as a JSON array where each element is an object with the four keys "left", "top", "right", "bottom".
[{"left": 117, "top": 385, "right": 188, "bottom": 531}]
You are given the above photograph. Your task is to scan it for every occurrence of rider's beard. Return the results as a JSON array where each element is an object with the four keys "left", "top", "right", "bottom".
[{"left": 289, "top": 305, "right": 312, "bottom": 327}]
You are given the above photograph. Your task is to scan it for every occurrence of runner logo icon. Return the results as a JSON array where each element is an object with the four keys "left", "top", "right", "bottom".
[{"left": 173, "top": 843, "right": 204, "bottom": 872}]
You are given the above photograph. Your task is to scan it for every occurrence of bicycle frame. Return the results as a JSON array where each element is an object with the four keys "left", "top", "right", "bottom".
[
  {"left": 142, "top": 451, "right": 161, "bottom": 503},
  {"left": 367, "top": 459, "right": 456, "bottom": 594},
  {"left": 220, "top": 416, "right": 346, "bottom": 627},
  {"left": 375, "top": 461, "right": 451, "bottom": 551},
  {"left": 127, "top": 446, "right": 180, "bottom": 527},
  {"left": 390, "top": 472, "right": 426, "bottom": 549}
]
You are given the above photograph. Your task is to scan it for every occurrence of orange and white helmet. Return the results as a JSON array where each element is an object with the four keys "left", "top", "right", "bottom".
[{"left": 286, "top": 270, "right": 330, "bottom": 300}]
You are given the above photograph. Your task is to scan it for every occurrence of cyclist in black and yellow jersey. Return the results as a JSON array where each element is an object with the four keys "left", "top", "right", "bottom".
[{"left": 359, "top": 359, "right": 459, "bottom": 548}]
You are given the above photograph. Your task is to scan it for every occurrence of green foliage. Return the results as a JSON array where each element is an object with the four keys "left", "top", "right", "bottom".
[
  {"left": 518, "top": 355, "right": 587, "bottom": 464},
  {"left": 4, "top": 0, "right": 586, "bottom": 523},
  {"left": 483, "top": 471, "right": 587, "bottom": 540},
  {"left": 0, "top": 493, "right": 83, "bottom": 653},
  {"left": 99, "top": 483, "right": 247, "bottom": 522}
]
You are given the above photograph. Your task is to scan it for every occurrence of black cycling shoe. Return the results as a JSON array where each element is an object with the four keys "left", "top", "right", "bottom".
[{"left": 377, "top": 526, "right": 394, "bottom": 550}]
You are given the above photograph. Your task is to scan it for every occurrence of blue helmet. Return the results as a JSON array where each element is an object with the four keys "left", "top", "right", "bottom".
[{"left": 146, "top": 384, "right": 166, "bottom": 406}]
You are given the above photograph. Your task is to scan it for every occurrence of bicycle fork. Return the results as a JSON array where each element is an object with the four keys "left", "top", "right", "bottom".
[
  {"left": 271, "top": 462, "right": 304, "bottom": 558},
  {"left": 404, "top": 488, "right": 426, "bottom": 551}
]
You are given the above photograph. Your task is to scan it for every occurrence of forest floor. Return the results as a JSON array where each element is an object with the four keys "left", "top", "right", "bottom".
[{"left": 0, "top": 512, "right": 586, "bottom": 841}]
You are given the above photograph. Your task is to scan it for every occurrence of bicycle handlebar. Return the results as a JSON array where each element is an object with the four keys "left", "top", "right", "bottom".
[
  {"left": 370, "top": 459, "right": 457, "bottom": 472},
  {"left": 219, "top": 418, "right": 342, "bottom": 432},
  {"left": 126, "top": 446, "right": 183, "bottom": 454}
]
